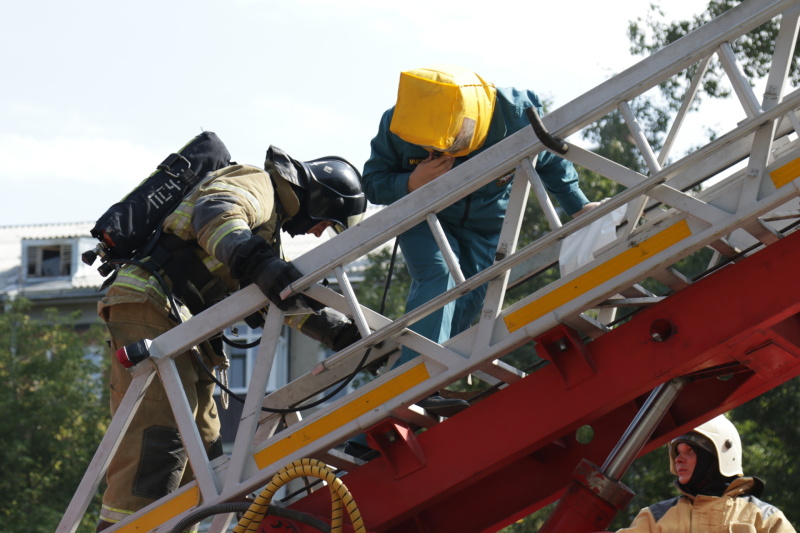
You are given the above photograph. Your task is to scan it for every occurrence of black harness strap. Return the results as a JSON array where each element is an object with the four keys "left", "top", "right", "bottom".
[{"left": 146, "top": 233, "right": 228, "bottom": 317}]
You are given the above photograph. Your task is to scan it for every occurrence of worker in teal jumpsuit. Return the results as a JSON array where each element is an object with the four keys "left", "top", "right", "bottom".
[{"left": 362, "top": 65, "right": 596, "bottom": 416}]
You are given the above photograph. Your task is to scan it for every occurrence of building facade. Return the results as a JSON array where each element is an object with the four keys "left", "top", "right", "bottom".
[{"left": 0, "top": 221, "right": 363, "bottom": 446}]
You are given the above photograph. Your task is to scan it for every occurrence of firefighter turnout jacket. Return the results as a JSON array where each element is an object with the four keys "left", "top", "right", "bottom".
[{"left": 618, "top": 477, "right": 796, "bottom": 532}]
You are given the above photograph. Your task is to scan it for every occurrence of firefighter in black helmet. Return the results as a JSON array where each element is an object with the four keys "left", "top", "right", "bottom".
[
  {"left": 96, "top": 144, "right": 366, "bottom": 531},
  {"left": 282, "top": 155, "right": 367, "bottom": 236}
]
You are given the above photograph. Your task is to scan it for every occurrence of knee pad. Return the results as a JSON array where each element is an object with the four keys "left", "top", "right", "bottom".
[{"left": 132, "top": 426, "right": 186, "bottom": 499}]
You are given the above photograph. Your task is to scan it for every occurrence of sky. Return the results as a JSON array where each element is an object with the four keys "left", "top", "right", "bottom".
[{"left": 0, "top": 0, "right": 709, "bottom": 227}]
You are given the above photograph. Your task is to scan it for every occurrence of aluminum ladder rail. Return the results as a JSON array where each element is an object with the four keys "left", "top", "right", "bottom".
[{"left": 59, "top": 0, "right": 800, "bottom": 530}]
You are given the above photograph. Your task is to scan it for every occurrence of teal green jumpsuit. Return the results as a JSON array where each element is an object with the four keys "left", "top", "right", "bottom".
[{"left": 363, "top": 86, "right": 589, "bottom": 366}]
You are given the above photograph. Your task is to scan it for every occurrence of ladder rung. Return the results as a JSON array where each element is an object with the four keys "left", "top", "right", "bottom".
[
  {"left": 649, "top": 266, "right": 692, "bottom": 292},
  {"left": 560, "top": 313, "right": 610, "bottom": 340},
  {"left": 476, "top": 359, "right": 527, "bottom": 385},
  {"left": 389, "top": 404, "right": 441, "bottom": 429}
]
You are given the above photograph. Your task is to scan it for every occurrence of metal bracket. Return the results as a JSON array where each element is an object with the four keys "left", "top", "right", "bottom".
[
  {"left": 365, "top": 418, "right": 427, "bottom": 480},
  {"left": 534, "top": 324, "right": 596, "bottom": 389}
]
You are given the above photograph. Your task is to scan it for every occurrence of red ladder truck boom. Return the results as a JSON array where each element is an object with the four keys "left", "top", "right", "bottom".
[{"left": 60, "top": 0, "right": 800, "bottom": 531}]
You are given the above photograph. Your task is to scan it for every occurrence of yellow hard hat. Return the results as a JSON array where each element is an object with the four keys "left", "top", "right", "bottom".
[{"left": 389, "top": 65, "right": 497, "bottom": 157}]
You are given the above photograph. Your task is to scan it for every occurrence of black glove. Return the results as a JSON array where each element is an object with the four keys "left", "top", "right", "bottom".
[
  {"left": 331, "top": 321, "right": 361, "bottom": 351},
  {"left": 288, "top": 308, "right": 362, "bottom": 351},
  {"left": 230, "top": 235, "right": 303, "bottom": 311},
  {"left": 244, "top": 308, "right": 267, "bottom": 329},
  {"left": 253, "top": 256, "right": 303, "bottom": 311}
]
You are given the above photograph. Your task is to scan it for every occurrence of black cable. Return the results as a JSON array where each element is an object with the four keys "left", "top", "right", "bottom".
[
  {"left": 169, "top": 502, "right": 331, "bottom": 533},
  {"left": 190, "top": 341, "right": 374, "bottom": 414},
  {"left": 526, "top": 106, "right": 569, "bottom": 154},
  {"left": 362, "top": 239, "right": 401, "bottom": 376},
  {"left": 221, "top": 336, "right": 262, "bottom": 349},
  {"left": 113, "top": 234, "right": 400, "bottom": 414},
  {"left": 212, "top": 240, "right": 403, "bottom": 413},
  {"left": 274, "top": 244, "right": 403, "bottom": 497},
  {"left": 380, "top": 239, "right": 400, "bottom": 315}
]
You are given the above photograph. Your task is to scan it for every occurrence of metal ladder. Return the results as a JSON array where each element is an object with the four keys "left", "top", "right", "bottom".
[{"left": 59, "top": 0, "right": 800, "bottom": 531}]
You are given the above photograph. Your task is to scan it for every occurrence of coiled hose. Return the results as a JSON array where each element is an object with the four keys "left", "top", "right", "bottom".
[{"left": 234, "top": 458, "right": 365, "bottom": 533}]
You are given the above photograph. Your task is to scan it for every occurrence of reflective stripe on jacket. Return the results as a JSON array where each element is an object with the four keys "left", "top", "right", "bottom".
[{"left": 103, "top": 164, "right": 283, "bottom": 312}]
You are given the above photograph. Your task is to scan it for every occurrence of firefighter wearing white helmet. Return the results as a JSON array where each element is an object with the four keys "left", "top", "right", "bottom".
[
  {"left": 669, "top": 412, "right": 743, "bottom": 480},
  {"left": 617, "top": 414, "right": 796, "bottom": 532}
]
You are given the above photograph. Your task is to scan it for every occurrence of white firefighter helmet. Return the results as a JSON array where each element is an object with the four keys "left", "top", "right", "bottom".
[{"left": 669, "top": 414, "right": 743, "bottom": 478}]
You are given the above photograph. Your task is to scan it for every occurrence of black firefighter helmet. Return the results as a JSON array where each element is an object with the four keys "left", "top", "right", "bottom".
[
  {"left": 300, "top": 156, "right": 366, "bottom": 234},
  {"left": 265, "top": 146, "right": 367, "bottom": 236}
]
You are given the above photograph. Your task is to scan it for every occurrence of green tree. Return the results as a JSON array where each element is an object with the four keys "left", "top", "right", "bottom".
[
  {"left": 628, "top": 1, "right": 800, "bottom": 109},
  {"left": 610, "top": 380, "right": 800, "bottom": 529},
  {"left": 507, "top": 2, "right": 800, "bottom": 529},
  {"left": 606, "top": 1, "right": 800, "bottom": 528},
  {"left": 355, "top": 243, "right": 409, "bottom": 320},
  {"left": 0, "top": 299, "right": 109, "bottom": 532}
]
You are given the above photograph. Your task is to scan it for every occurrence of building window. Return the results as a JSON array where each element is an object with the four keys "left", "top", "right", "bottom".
[
  {"left": 24, "top": 241, "right": 74, "bottom": 279},
  {"left": 222, "top": 323, "right": 289, "bottom": 394}
]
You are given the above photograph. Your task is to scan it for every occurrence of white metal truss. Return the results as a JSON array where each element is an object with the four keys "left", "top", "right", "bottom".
[{"left": 59, "top": 1, "right": 800, "bottom": 531}]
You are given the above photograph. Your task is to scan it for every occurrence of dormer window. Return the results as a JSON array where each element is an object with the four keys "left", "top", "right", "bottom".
[{"left": 23, "top": 240, "right": 74, "bottom": 280}]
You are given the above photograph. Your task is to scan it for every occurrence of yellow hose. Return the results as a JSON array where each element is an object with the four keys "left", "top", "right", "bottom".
[{"left": 233, "top": 458, "right": 365, "bottom": 533}]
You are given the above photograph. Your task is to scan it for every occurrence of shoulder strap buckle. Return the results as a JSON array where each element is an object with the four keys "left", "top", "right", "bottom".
[{"left": 158, "top": 153, "right": 196, "bottom": 183}]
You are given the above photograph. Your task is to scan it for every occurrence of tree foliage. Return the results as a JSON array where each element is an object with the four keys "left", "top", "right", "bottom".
[
  {"left": 355, "top": 242, "right": 409, "bottom": 320},
  {"left": 608, "top": 1, "right": 800, "bottom": 529},
  {"left": 628, "top": 0, "right": 800, "bottom": 109},
  {"left": 611, "top": 379, "right": 800, "bottom": 529},
  {"left": 0, "top": 299, "right": 109, "bottom": 532},
  {"left": 357, "top": 4, "right": 800, "bottom": 527}
]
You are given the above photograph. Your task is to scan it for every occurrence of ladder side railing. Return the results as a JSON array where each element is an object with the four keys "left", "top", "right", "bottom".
[
  {"left": 96, "top": 129, "right": 800, "bottom": 531},
  {"left": 60, "top": 1, "right": 800, "bottom": 530},
  {"left": 658, "top": 55, "right": 714, "bottom": 167},
  {"left": 499, "top": 150, "right": 800, "bottom": 340},
  {"left": 545, "top": 0, "right": 797, "bottom": 137}
]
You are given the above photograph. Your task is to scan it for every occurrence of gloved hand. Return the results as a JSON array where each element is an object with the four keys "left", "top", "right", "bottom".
[
  {"left": 230, "top": 235, "right": 303, "bottom": 311},
  {"left": 244, "top": 308, "right": 267, "bottom": 329},
  {"left": 286, "top": 308, "right": 363, "bottom": 351},
  {"left": 252, "top": 256, "right": 303, "bottom": 310},
  {"left": 330, "top": 320, "right": 361, "bottom": 351}
]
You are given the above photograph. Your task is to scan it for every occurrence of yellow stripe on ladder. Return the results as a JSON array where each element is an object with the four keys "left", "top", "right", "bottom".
[
  {"left": 770, "top": 156, "right": 800, "bottom": 188},
  {"left": 118, "top": 485, "right": 200, "bottom": 532},
  {"left": 503, "top": 220, "right": 692, "bottom": 333},
  {"left": 253, "top": 363, "right": 431, "bottom": 469}
]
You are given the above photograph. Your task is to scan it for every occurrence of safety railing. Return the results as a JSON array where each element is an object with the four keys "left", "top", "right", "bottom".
[{"left": 59, "top": 1, "right": 800, "bottom": 531}]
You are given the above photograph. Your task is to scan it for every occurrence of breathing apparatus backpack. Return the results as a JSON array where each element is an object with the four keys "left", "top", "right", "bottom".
[{"left": 82, "top": 131, "right": 232, "bottom": 279}]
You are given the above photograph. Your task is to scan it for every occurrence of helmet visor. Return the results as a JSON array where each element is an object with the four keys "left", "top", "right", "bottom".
[
  {"left": 333, "top": 212, "right": 366, "bottom": 234},
  {"left": 307, "top": 177, "right": 366, "bottom": 232}
]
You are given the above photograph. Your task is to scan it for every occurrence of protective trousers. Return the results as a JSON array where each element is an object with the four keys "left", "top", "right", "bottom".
[
  {"left": 97, "top": 301, "right": 222, "bottom": 528},
  {"left": 395, "top": 220, "right": 499, "bottom": 367}
]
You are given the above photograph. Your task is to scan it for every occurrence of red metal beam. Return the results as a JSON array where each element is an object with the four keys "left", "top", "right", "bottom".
[{"left": 285, "top": 230, "right": 800, "bottom": 532}]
